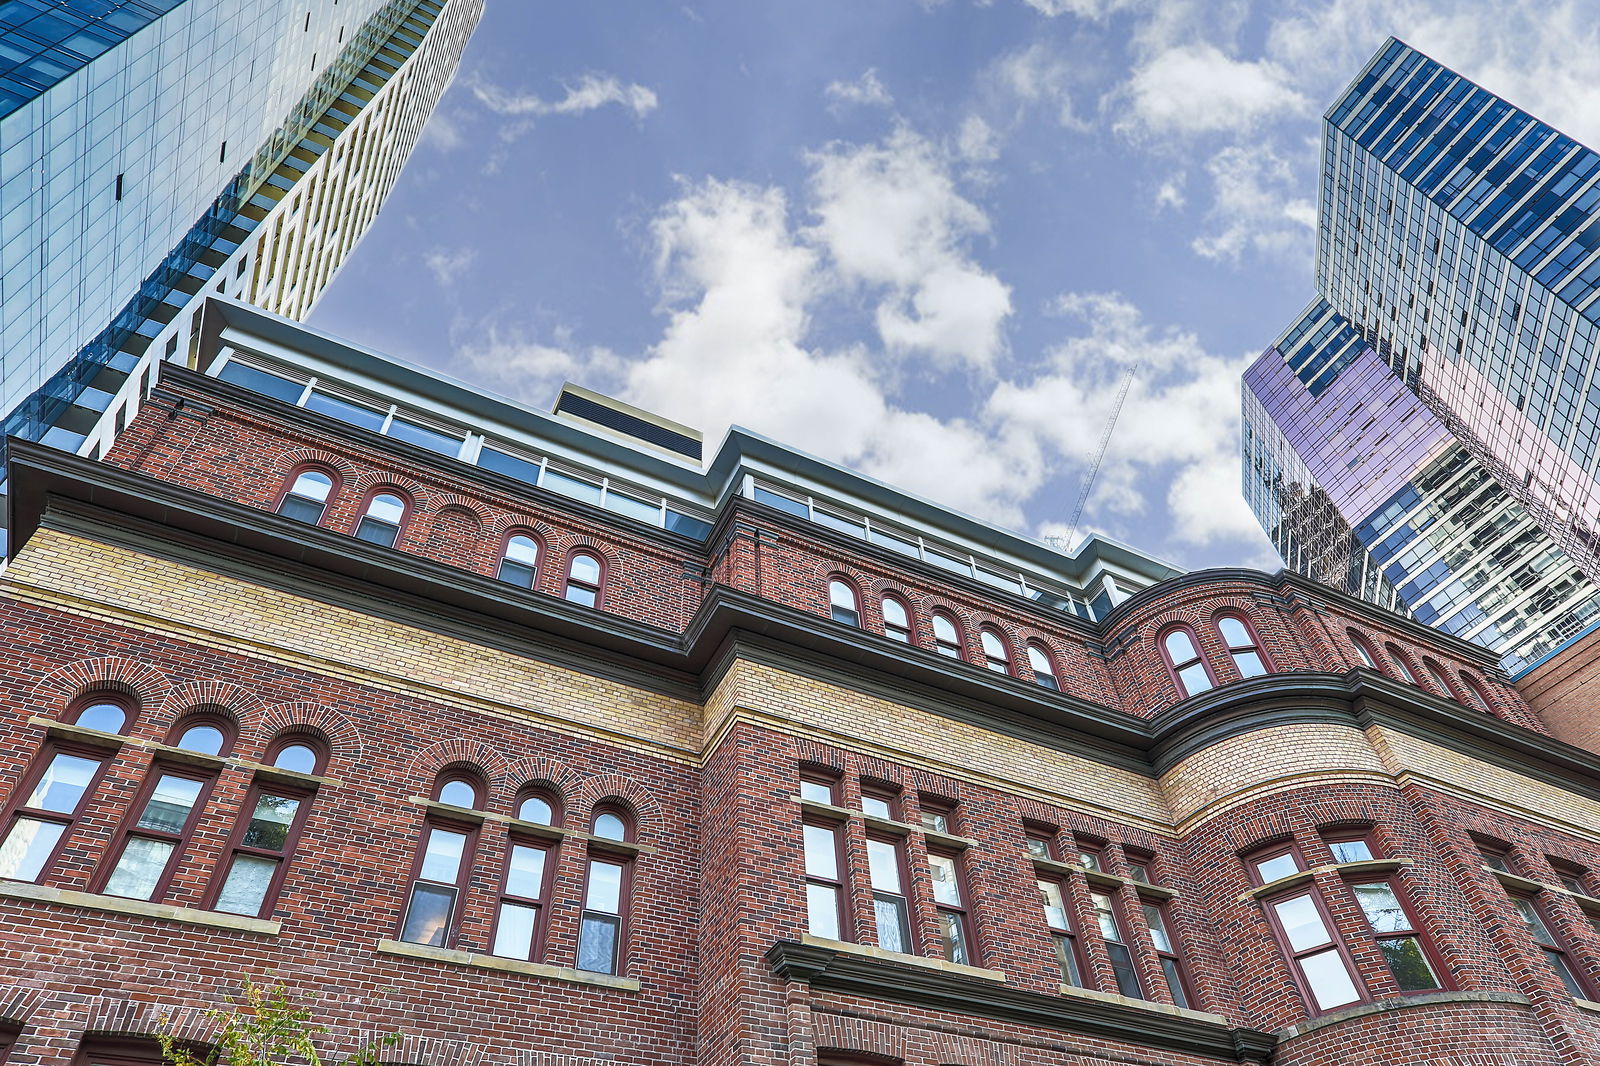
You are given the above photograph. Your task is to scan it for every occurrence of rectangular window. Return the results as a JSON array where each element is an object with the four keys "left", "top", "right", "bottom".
[
  {"left": 399, "top": 823, "right": 471, "bottom": 947},
  {"left": 210, "top": 785, "right": 310, "bottom": 917},
  {"left": 1326, "top": 834, "right": 1375, "bottom": 863},
  {"left": 1143, "top": 902, "right": 1193, "bottom": 1009},
  {"left": 1092, "top": 892, "right": 1144, "bottom": 998},
  {"left": 799, "top": 770, "right": 839, "bottom": 805},
  {"left": 919, "top": 799, "right": 952, "bottom": 834},
  {"left": 1511, "top": 895, "right": 1592, "bottom": 998},
  {"left": 1026, "top": 830, "right": 1057, "bottom": 862},
  {"left": 1350, "top": 879, "right": 1442, "bottom": 991},
  {"left": 929, "top": 851, "right": 974, "bottom": 966},
  {"left": 1252, "top": 847, "right": 1304, "bottom": 884},
  {"left": 1269, "top": 891, "right": 1364, "bottom": 1011},
  {"left": 577, "top": 857, "right": 628, "bottom": 974},
  {"left": 492, "top": 840, "right": 553, "bottom": 960},
  {"left": 0, "top": 748, "right": 107, "bottom": 883},
  {"left": 860, "top": 785, "right": 899, "bottom": 821},
  {"left": 867, "top": 836, "right": 912, "bottom": 953},
  {"left": 1039, "top": 878, "right": 1087, "bottom": 987},
  {"left": 99, "top": 769, "right": 212, "bottom": 901},
  {"left": 803, "top": 821, "right": 846, "bottom": 940}
]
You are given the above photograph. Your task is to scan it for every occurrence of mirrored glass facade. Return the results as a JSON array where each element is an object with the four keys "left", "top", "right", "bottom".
[
  {"left": 1243, "top": 38, "right": 1600, "bottom": 674},
  {"left": 0, "top": 0, "right": 482, "bottom": 547}
]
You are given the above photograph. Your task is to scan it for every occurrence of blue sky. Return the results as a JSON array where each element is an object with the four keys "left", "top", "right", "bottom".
[{"left": 312, "top": 0, "right": 1600, "bottom": 572}]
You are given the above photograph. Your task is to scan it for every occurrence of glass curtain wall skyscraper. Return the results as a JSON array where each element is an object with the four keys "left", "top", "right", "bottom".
[
  {"left": 0, "top": 0, "right": 482, "bottom": 542},
  {"left": 1243, "top": 38, "right": 1600, "bottom": 674}
]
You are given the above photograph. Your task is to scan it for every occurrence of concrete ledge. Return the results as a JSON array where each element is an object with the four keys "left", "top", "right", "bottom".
[
  {"left": 1057, "top": 982, "right": 1227, "bottom": 1026},
  {"left": 800, "top": 933, "right": 1006, "bottom": 982},
  {"left": 1574, "top": 997, "right": 1600, "bottom": 1015},
  {"left": 373, "top": 939, "right": 642, "bottom": 991},
  {"left": 0, "top": 881, "right": 281, "bottom": 935},
  {"left": 1275, "top": 990, "right": 1532, "bottom": 1041}
]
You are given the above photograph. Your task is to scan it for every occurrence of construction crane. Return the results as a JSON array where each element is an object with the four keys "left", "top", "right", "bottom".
[{"left": 1047, "top": 364, "right": 1137, "bottom": 553}]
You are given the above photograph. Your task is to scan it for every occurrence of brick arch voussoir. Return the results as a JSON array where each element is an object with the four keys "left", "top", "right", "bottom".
[
  {"left": 348, "top": 470, "right": 426, "bottom": 502},
  {"left": 500, "top": 757, "right": 583, "bottom": 807},
  {"left": 156, "top": 681, "right": 262, "bottom": 732},
  {"left": 367, "top": 1034, "right": 486, "bottom": 1066},
  {"left": 275, "top": 447, "right": 357, "bottom": 483},
  {"left": 485, "top": 513, "right": 560, "bottom": 541},
  {"left": 0, "top": 986, "right": 47, "bottom": 1028},
  {"left": 408, "top": 738, "right": 510, "bottom": 791},
  {"left": 926, "top": 1030, "right": 1024, "bottom": 1066},
  {"left": 81, "top": 999, "right": 214, "bottom": 1043},
  {"left": 254, "top": 702, "right": 364, "bottom": 764},
  {"left": 793, "top": 738, "right": 846, "bottom": 775},
  {"left": 569, "top": 772, "right": 662, "bottom": 836},
  {"left": 29, "top": 656, "right": 170, "bottom": 716},
  {"left": 424, "top": 493, "right": 490, "bottom": 530}
]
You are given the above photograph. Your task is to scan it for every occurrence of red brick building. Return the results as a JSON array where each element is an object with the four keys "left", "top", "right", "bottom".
[{"left": 3, "top": 298, "right": 1600, "bottom": 1066}]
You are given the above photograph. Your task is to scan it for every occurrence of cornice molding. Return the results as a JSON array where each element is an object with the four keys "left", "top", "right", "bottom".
[
  {"left": 9, "top": 442, "right": 1600, "bottom": 797},
  {"left": 763, "top": 940, "right": 1276, "bottom": 1062}
]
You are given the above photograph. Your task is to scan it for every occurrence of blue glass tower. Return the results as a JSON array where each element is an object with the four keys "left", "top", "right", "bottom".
[
  {"left": 1243, "top": 39, "right": 1600, "bottom": 674},
  {"left": 0, "top": 0, "right": 482, "bottom": 547}
]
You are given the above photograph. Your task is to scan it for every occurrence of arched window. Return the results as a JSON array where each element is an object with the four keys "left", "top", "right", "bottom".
[
  {"left": 1159, "top": 626, "right": 1214, "bottom": 698},
  {"left": 168, "top": 713, "right": 233, "bottom": 757},
  {"left": 1216, "top": 614, "right": 1269, "bottom": 678},
  {"left": 565, "top": 551, "right": 603, "bottom": 608},
  {"left": 1385, "top": 644, "right": 1420, "bottom": 685},
  {"left": 277, "top": 469, "right": 335, "bottom": 524},
  {"left": 266, "top": 735, "right": 326, "bottom": 776},
  {"left": 1460, "top": 672, "right": 1494, "bottom": 713},
  {"left": 979, "top": 627, "right": 1012, "bottom": 675},
  {"left": 69, "top": 694, "right": 133, "bottom": 735},
  {"left": 434, "top": 772, "right": 483, "bottom": 811},
  {"left": 1422, "top": 658, "right": 1462, "bottom": 702},
  {"left": 516, "top": 787, "right": 561, "bottom": 826},
  {"left": 881, "top": 595, "right": 912, "bottom": 642},
  {"left": 579, "top": 803, "right": 634, "bottom": 975},
  {"left": 932, "top": 612, "right": 963, "bottom": 659},
  {"left": 354, "top": 491, "right": 407, "bottom": 548},
  {"left": 1348, "top": 631, "right": 1379, "bottom": 670},
  {"left": 1026, "top": 643, "right": 1060, "bottom": 691},
  {"left": 497, "top": 534, "right": 540, "bottom": 588},
  {"left": 828, "top": 579, "right": 861, "bottom": 627}
]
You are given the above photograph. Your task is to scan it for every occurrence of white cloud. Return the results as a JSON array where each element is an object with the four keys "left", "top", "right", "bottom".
[
  {"left": 1154, "top": 174, "right": 1185, "bottom": 211},
  {"left": 449, "top": 325, "right": 623, "bottom": 406},
  {"left": 423, "top": 247, "right": 475, "bottom": 287},
  {"left": 471, "top": 73, "right": 659, "bottom": 120},
  {"left": 1190, "top": 145, "right": 1315, "bottom": 262},
  {"left": 825, "top": 69, "right": 893, "bottom": 111},
  {"left": 986, "top": 292, "right": 1266, "bottom": 546},
  {"left": 806, "top": 128, "right": 1013, "bottom": 371},
  {"left": 955, "top": 115, "right": 1000, "bottom": 163},
  {"left": 1117, "top": 43, "right": 1309, "bottom": 138},
  {"left": 988, "top": 41, "right": 1092, "bottom": 131}
]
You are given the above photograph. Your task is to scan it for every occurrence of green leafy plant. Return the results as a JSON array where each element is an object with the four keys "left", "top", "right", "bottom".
[{"left": 158, "top": 978, "right": 400, "bottom": 1066}]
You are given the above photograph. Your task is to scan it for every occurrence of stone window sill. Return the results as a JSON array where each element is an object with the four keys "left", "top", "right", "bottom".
[
  {"left": 406, "top": 798, "right": 655, "bottom": 854},
  {"left": 29, "top": 718, "right": 341, "bottom": 786},
  {"left": 373, "top": 939, "right": 641, "bottom": 990},
  {"left": 1574, "top": 997, "right": 1600, "bottom": 1015},
  {"left": 0, "top": 879, "right": 280, "bottom": 935},
  {"left": 800, "top": 933, "right": 1006, "bottom": 983},
  {"left": 1056, "top": 982, "right": 1226, "bottom": 1026},
  {"left": 1247, "top": 858, "right": 1410, "bottom": 900}
]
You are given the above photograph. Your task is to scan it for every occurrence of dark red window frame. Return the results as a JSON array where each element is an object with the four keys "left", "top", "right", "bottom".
[
  {"left": 396, "top": 816, "right": 479, "bottom": 948},
  {"left": 92, "top": 762, "right": 220, "bottom": 902},
  {"left": 1025, "top": 641, "right": 1060, "bottom": 690},
  {"left": 496, "top": 530, "right": 543, "bottom": 589},
  {"left": 1090, "top": 889, "right": 1145, "bottom": 998},
  {"left": 514, "top": 784, "right": 563, "bottom": 826},
  {"left": 1343, "top": 872, "right": 1452, "bottom": 993},
  {"left": 802, "top": 812, "right": 850, "bottom": 942},
  {"left": 865, "top": 830, "right": 915, "bottom": 954},
  {"left": 0, "top": 741, "right": 114, "bottom": 884},
  {"left": 928, "top": 847, "right": 978, "bottom": 966},
  {"left": 577, "top": 838, "right": 634, "bottom": 975},
  {"left": 489, "top": 834, "right": 558, "bottom": 962},
  {"left": 274, "top": 465, "right": 340, "bottom": 525},
  {"left": 1259, "top": 883, "right": 1368, "bottom": 1014},
  {"left": 931, "top": 610, "right": 964, "bottom": 660},
  {"left": 1384, "top": 643, "right": 1423, "bottom": 686},
  {"left": 1039, "top": 873, "right": 1091, "bottom": 988},
  {"left": 859, "top": 781, "right": 901, "bottom": 822},
  {"left": 433, "top": 769, "right": 485, "bottom": 811},
  {"left": 880, "top": 593, "right": 913, "bottom": 643},
  {"left": 204, "top": 779, "right": 316, "bottom": 917},
  {"left": 165, "top": 710, "right": 236, "bottom": 757},
  {"left": 350, "top": 486, "right": 411, "bottom": 549},
  {"left": 264, "top": 733, "right": 328, "bottom": 776},
  {"left": 1508, "top": 891, "right": 1597, "bottom": 999},
  {"left": 1459, "top": 672, "right": 1495, "bottom": 713},
  {"left": 1246, "top": 839, "right": 1307, "bottom": 885},
  {"left": 978, "top": 626, "right": 1013, "bottom": 675},
  {"left": 1157, "top": 624, "right": 1217, "bottom": 699},
  {"left": 1214, "top": 611, "right": 1272, "bottom": 678},
  {"left": 1347, "top": 630, "right": 1382, "bottom": 672},
  {"left": 66, "top": 691, "right": 137, "bottom": 735},
  {"left": 1141, "top": 898, "right": 1196, "bottom": 1009},
  {"left": 564, "top": 549, "right": 606, "bottom": 609},
  {"left": 799, "top": 765, "right": 841, "bottom": 806},
  {"left": 827, "top": 575, "right": 863, "bottom": 627}
]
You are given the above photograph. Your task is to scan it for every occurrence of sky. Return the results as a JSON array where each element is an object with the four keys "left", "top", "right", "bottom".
[{"left": 311, "top": 0, "right": 1600, "bottom": 573}]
